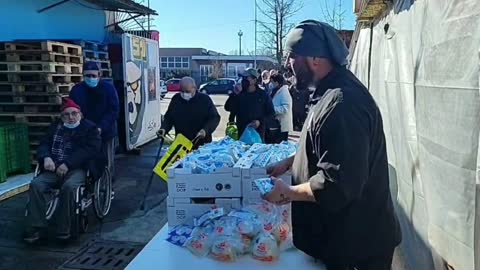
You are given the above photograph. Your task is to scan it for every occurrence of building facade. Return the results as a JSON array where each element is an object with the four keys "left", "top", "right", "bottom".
[{"left": 159, "top": 48, "right": 276, "bottom": 84}]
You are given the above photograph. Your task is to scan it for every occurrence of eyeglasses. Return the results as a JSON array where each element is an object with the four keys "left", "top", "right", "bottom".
[
  {"left": 127, "top": 79, "right": 140, "bottom": 91},
  {"left": 84, "top": 74, "right": 99, "bottom": 78},
  {"left": 61, "top": 111, "right": 80, "bottom": 118}
]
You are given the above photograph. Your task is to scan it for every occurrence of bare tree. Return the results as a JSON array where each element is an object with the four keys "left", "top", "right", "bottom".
[
  {"left": 211, "top": 57, "right": 225, "bottom": 79},
  {"left": 257, "top": 0, "right": 304, "bottom": 66},
  {"left": 319, "top": 0, "right": 348, "bottom": 42}
]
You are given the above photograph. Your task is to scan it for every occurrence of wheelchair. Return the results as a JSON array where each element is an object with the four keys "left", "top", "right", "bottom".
[{"left": 27, "top": 164, "right": 112, "bottom": 238}]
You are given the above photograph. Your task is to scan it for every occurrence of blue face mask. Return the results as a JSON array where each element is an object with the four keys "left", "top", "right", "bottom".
[
  {"left": 64, "top": 121, "right": 80, "bottom": 129},
  {"left": 85, "top": 77, "right": 99, "bottom": 88}
]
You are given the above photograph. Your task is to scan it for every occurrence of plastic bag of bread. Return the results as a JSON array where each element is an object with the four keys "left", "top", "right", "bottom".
[
  {"left": 184, "top": 225, "right": 215, "bottom": 257},
  {"left": 273, "top": 222, "right": 293, "bottom": 251},
  {"left": 209, "top": 235, "right": 243, "bottom": 262},
  {"left": 251, "top": 232, "right": 280, "bottom": 262}
]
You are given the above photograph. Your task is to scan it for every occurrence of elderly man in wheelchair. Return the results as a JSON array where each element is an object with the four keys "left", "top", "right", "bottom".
[{"left": 24, "top": 98, "right": 111, "bottom": 243}]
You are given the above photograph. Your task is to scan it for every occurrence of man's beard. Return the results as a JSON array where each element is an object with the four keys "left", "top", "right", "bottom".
[{"left": 294, "top": 64, "right": 314, "bottom": 91}]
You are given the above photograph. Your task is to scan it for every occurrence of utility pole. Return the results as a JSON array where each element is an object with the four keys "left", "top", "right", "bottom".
[
  {"left": 254, "top": 0, "right": 257, "bottom": 68},
  {"left": 147, "top": 0, "right": 151, "bottom": 32},
  {"left": 238, "top": 30, "right": 243, "bottom": 55}
]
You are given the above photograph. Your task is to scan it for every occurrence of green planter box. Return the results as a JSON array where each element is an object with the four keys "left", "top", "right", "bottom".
[{"left": 0, "top": 123, "right": 30, "bottom": 183}]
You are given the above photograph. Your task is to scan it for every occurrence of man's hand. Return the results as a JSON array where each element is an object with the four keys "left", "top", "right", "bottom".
[
  {"left": 266, "top": 156, "right": 294, "bottom": 177},
  {"left": 196, "top": 129, "right": 206, "bottom": 139},
  {"left": 44, "top": 157, "right": 55, "bottom": 172},
  {"left": 56, "top": 164, "right": 69, "bottom": 178},
  {"left": 97, "top": 128, "right": 102, "bottom": 135},
  {"left": 263, "top": 177, "right": 292, "bottom": 205},
  {"left": 156, "top": 128, "right": 166, "bottom": 138},
  {"left": 248, "top": 120, "right": 260, "bottom": 129}
]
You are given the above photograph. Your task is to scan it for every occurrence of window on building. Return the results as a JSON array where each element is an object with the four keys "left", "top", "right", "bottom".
[
  {"left": 226, "top": 63, "right": 247, "bottom": 78},
  {"left": 160, "top": 56, "right": 190, "bottom": 69},
  {"left": 200, "top": 65, "right": 214, "bottom": 83}
]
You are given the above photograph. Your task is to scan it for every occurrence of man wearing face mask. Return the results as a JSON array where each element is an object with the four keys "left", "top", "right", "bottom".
[
  {"left": 264, "top": 20, "right": 401, "bottom": 270},
  {"left": 224, "top": 68, "right": 274, "bottom": 141},
  {"left": 157, "top": 76, "right": 220, "bottom": 147},
  {"left": 69, "top": 61, "right": 119, "bottom": 181},
  {"left": 24, "top": 99, "right": 101, "bottom": 243}
]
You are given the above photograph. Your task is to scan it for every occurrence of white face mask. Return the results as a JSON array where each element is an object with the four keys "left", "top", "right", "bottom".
[
  {"left": 181, "top": 92, "right": 193, "bottom": 101},
  {"left": 64, "top": 121, "right": 80, "bottom": 129}
]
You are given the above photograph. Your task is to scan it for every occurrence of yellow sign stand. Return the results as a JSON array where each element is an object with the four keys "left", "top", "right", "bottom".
[{"left": 153, "top": 134, "right": 193, "bottom": 181}]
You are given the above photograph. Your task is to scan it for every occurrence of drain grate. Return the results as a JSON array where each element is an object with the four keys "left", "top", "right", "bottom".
[{"left": 59, "top": 240, "right": 144, "bottom": 270}]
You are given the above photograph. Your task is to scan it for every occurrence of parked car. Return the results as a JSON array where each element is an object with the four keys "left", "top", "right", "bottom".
[
  {"left": 160, "top": 80, "right": 167, "bottom": 99},
  {"left": 166, "top": 78, "right": 181, "bottom": 92},
  {"left": 199, "top": 78, "right": 236, "bottom": 95}
]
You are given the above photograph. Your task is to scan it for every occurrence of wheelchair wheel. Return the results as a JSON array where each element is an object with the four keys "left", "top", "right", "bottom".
[
  {"left": 94, "top": 167, "right": 112, "bottom": 220},
  {"left": 45, "top": 191, "right": 59, "bottom": 220}
]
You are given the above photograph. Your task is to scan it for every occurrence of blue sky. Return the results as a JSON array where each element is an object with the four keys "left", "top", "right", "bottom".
[{"left": 151, "top": 0, "right": 356, "bottom": 54}]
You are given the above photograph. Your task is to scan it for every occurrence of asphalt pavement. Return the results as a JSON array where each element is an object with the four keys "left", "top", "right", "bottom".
[
  {"left": 0, "top": 92, "right": 232, "bottom": 270},
  {"left": 0, "top": 92, "right": 406, "bottom": 270}
]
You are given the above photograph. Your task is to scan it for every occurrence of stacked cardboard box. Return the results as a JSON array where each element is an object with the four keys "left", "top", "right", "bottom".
[
  {"left": 167, "top": 165, "right": 243, "bottom": 226},
  {"left": 166, "top": 159, "right": 292, "bottom": 227}
]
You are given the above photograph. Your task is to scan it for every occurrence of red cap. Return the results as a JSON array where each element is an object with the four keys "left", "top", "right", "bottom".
[{"left": 61, "top": 98, "right": 81, "bottom": 111}]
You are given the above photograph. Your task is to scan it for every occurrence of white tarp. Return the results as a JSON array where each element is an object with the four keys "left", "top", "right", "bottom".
[{"left": 350, "top": 1, "right": 480, "bottom": 269}]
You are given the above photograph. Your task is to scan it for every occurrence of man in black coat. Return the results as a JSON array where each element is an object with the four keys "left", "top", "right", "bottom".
[
  {"left": 265, "top": 20, "right": 401, "bottom": 270},
  {"left": 24, "top": 99, "right": 101, "bottom": 243},
  {"left": 157, "top": 77, "right": 220, "bottom": 147}
]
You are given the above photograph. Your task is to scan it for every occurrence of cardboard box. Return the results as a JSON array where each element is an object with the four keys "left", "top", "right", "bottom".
[
  {"left": 167, "top": 196, "right": 242, "bottom": 227},
  {"left": 167, "top": 166, "right": 242, "bottom": 198},
  {"left": 241, "top": 168, "right": 292, "bottom": 200}
]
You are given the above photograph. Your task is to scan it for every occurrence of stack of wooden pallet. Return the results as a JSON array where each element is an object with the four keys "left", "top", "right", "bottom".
[
  {"left": 0, "top": 41, "right": 83, "bottom": 164},
  {"left": 75, "top": 41, "right": 113, "bottom": 83}
]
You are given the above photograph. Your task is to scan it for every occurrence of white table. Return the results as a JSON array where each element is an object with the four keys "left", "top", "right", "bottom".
[{"left": 126, "top": 224, "right": 326, "bottom": 270}]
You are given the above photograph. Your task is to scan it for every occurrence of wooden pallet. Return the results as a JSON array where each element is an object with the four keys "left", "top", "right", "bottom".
[
  {"left": 84, "top": 58, "right": 110, "bottom": 70},
  {"left": 0, "top": 62, "right": 82, "bottom": 74},
  {"left": 83, "top": 50, "right": 109, "bottom": 60},
  {"left": 0, "top": 82, "right": 74, "bottom": 94},
  {"left": 1, "top": 41, "right": 82, "bottom": 56},
  {"left": 0, "top": 113, "right": 56, "bottom": 128},
  {"left": 0, "top": 52, "right": 83, "bottom": 64},
  {"left": 1, "top": 73, "right": 83, "bottom": 84},
  {"left": 0, "top": 103, "right": 61, "bottom": 113},
  {"left": 0, "top": 94, "right": 62, "bottom": 104},
  {"left": 101, "top": 69, "right": 112, "bottom": 77},
  {"left": 74, "top": 41, "right": 108, "bottom": 52}
]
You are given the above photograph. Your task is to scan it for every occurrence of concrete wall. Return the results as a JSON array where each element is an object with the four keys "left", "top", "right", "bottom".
[{"left": 0, "top": 0, "right": 107, "bottom": 42}]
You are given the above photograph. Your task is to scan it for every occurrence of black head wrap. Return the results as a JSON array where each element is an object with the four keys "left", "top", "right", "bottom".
[{"left": 285, "top": 20, "right": 349, "bottom": 66}]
